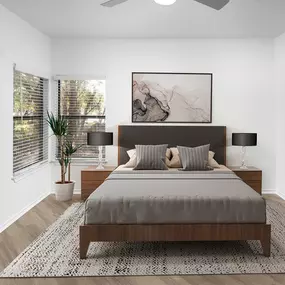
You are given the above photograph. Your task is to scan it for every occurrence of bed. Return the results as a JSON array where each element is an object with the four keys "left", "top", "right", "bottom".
[{"left": 79, "top": 126, "right": 271, "bottom": 259}]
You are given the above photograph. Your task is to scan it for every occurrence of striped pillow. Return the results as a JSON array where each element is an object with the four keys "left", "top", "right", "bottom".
[
  {"left": 134, "top": 144, "right": 168, "bottom": 170},
  {"left": 177, "top": 145, "right": 211, "bottom": 171},
  {"left": 124, "top": 148, "right": 172, "bottom": 168}
]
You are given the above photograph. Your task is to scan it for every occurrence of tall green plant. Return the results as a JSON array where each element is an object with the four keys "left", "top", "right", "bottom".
[
  {"left": 47, "top": 112, "right": 68, "bottom": 184},
  {"left": 64, "top": 141, "right": 81, "bottom": 182},
  {"left": 47, "top": 112, "right": 80, "bottom": 184}
]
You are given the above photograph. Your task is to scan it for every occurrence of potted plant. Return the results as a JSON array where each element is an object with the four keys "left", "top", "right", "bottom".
[{"left": 47, "top": 112, "right": 81, "bottom": 201}]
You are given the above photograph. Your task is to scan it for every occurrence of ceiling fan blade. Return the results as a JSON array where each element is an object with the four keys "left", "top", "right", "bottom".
[
  {"left": 193, "top": 0, "right": 230, "bottom": 10},
  {"left": 101, "top": 0, "right": 128, "bottom": 7}
]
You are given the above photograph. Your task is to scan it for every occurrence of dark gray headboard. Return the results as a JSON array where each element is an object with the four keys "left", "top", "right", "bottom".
[{"left": 118, "top": 126, "right": 226, "bottom": 165}]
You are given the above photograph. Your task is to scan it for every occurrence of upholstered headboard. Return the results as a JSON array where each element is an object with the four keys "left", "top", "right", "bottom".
[{"left": 118, "top": 125, "right": 226, "bottom": 165}]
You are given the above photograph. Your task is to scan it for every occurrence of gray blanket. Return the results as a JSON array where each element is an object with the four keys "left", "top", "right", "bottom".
[{"left": 84, "top": 170, "right": 266, "bottom": 225}]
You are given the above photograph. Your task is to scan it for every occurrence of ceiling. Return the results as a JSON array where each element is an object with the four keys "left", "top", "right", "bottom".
[{"left": 1, "top": 0, "right": 285, "bottom": 38}]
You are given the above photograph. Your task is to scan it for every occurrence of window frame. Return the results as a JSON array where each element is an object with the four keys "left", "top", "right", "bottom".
[
  {"left": 13, "top": 69, "right": 49, "bottom": 179},
  {"left": 56, "top": 79, "right": 106, "bottom": 161}
]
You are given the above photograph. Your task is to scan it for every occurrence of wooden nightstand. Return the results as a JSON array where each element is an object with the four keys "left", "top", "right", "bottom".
[
  {"left": 228, "top": 166, "right": 262, "bottom": 194},
  {"left": 81, "top": 166, "right": 116, "bottom": 200}
]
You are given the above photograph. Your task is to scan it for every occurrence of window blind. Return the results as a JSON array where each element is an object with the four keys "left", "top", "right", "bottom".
[
  {"left": 57, "top": 79, "right": 106, "bottom": 159},
  {"left": 13, "top": 70, "right": 49, "bottom": 175}
]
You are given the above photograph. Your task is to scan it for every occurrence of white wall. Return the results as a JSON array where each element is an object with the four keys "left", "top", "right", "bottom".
[
  {"left": 0, "top": 3, "right": 281, "bottom": 232},
  {"left": 275, "top": 32, "right": 285, "bottom": 199},
  {"left": 51, "top": 39, "right": 276, "bottom": 192},
  {"left": 0, "top": 5, "right": 51, "bottom": 231}
]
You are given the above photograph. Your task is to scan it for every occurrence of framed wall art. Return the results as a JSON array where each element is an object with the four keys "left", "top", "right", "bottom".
[{"left": 132, "top": 72, "right": 212, "bottom": 123}]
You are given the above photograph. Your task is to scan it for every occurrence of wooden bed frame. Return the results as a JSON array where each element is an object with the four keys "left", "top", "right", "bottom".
[{"left": 80, "top": 126, "right": 271, "bottom": 259}]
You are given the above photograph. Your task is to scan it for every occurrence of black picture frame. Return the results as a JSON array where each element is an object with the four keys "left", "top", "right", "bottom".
[{"left": 132, "top": 72, "right": 213, "bottom": 124}]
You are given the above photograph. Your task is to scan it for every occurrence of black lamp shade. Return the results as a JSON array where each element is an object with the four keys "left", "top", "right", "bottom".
[
  {"left": 87, "top": 132, "right": 113, "bottom": 146},
  {"left": 232, "top": 133, "right": 257, "bottom": 146}
]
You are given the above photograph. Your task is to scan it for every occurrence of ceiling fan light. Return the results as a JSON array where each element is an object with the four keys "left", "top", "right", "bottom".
[{"left": 154, "top": 0, "right": 177, "bottom": 5}]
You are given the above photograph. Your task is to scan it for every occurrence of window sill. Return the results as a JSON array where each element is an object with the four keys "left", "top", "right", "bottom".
[
  {"left": 12, "top": 160, "right": 49, "bottom": 183},
  {"left": 49, "top": 159, "right": 108, "bottom": 166}
]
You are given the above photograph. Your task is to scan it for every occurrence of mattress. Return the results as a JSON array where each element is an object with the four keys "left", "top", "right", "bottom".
[
  {"left": 114, "top": 164, "right": 231, "bottom": 172},
  {"left": 84, "top": 169, "right": 266, "bottom": 225}
]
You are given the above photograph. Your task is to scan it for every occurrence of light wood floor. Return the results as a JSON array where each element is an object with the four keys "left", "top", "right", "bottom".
[{"left": 0, "top": 194, "right": 285, "bottom": 285}]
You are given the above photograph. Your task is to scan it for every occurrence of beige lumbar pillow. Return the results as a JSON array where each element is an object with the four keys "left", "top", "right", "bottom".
[
  {"left": 208, "top": 150, "right": 220, "bottom": 168},
  {"left": 168, "top": 147, "right": 181, "bottom": 168},
  {"left": 169, "top": 147, "right": 220, "bottom": 169},
  {"left": 124, "top": 148, "right": 171, "bottom": 168}
]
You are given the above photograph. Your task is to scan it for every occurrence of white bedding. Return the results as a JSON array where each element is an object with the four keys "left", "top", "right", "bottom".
[{"left": 85, "top": 165, "right": 266, "bottom": 225}]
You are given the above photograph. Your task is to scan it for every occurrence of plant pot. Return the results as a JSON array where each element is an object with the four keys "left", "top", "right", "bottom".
[{"left": 54, "top": 181, "right": 75, "bottom": 201}]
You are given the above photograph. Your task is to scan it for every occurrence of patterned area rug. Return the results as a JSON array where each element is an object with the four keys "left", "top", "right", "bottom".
[{"left": 1, "top": 200, "right": 285, "bottom": 277}]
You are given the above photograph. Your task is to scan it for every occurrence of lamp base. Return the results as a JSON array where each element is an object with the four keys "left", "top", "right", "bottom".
[
  {"left": 96, "top": 162, "right": 105, "bottom": 170},
  {"left": 240, "top": 146, "right": 247, "bottom": 170},
  {"left": 96, "top": 146, "right": 105, "bottom": 169}
]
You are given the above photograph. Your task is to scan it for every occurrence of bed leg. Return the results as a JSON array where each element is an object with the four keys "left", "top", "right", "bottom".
[
  {"left": 80, "top": 226, "right": 90, "bottom": 259},
  {"left": 260, "top": 225, "right": 271, "bottom": 257}
]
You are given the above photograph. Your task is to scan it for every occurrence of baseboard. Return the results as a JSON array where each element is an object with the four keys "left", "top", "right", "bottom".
[
  {"left": 0, "top": 191, "right": 50, "bottom": 233},
  {"left": 261, "top": 189, "right": 285, "bottom": 200},
  {"left": 262, "top": 189, "right": 277, "bottom": 195},
  {"left": 276, "top": 190, "right": 285, "bottom": 200},
  {"left": 74, "top": 189, "right": 81, "bottom": 194}
]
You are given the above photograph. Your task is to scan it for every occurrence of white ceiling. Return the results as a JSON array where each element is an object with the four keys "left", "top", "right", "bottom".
[{"left": 1, "top": 0, "right": 285, "bottom": 38}]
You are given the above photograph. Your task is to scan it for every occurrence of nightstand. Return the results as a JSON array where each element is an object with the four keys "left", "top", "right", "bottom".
[
  {"left": 228, "top": 166, "right": 262, "bottom": 194},
  {"left": 81, "top": 166, "right": 116, "bottom": 200}
]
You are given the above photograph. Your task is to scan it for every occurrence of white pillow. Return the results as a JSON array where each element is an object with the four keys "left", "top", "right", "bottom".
[
  {"left": 124, "top": 148, "right": 171, "bottom": 168},
  {"left": 124, "top": 149, "right": 137, "bottom": 168},
  {"left": 127, "top": 149, "right": 136, "bottom": 158}
]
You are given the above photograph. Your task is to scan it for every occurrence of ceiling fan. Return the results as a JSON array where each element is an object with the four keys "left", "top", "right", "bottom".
[{"left": 101, "top": 0, "right": 230, "bottom": 10}]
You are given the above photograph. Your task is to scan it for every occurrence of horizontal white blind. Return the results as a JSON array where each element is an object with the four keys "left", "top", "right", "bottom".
[
  {"left": 13, "top": 70, "right": 49, "bottom": 174},
  {"left": 57, "top": 79, "right": 106, "bottom": 159}
]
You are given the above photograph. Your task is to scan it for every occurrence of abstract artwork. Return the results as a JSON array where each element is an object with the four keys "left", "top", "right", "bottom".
[{"left": 132, "top": 73, "right": 212, "bottom": 123}]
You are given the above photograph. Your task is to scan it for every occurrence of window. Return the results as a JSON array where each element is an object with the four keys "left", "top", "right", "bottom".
[
  {"left": 13, "top": 70, "right": 49, "bottom": 175},
  {"left": 57, "top": 79, "right": 106, "bottom": 159}
]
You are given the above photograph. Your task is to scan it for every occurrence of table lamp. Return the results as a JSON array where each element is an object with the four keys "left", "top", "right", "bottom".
[
  {"left": 232, "top": 133, "right": 257, "bottom": 169},
  {"left": 87, "top": 132, "right": 113, "bottom": 169}
]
